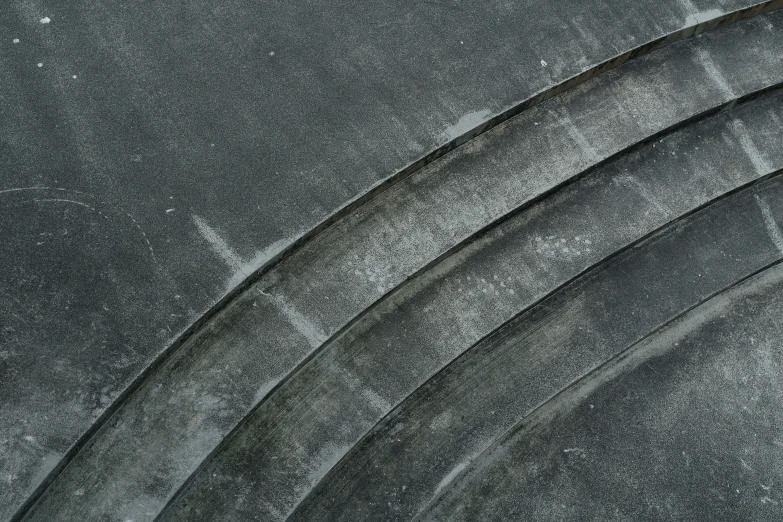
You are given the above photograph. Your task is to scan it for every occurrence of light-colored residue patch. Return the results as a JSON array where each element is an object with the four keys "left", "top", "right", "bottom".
[
  {"left": 755, "top": 195, "right": 783, "bottom": 256},
  {"left": 616, "top": 175, "right": 671, "bottom": 216},
  {"left": 540, "top": 59, "right": 548, "bottom": 67},
  {"left": 39, "top": 16, "right": 51, "bottom": 24},
  {"left": 72, "top": 74, "right": 77, "bottom": 79},
  {"left": 731, "top": 120, "right": 772, "bottom": 175},
  {"left": 680, "top": 0, "right": 723, "bottom": 26},
  {"left": 12, "top": 38, "right": 20, "bottom": 44},
  {"left": 193, "top": 215, "right": 244, "bottom": 273},
  {"left": 193, "top": 214, "right": 323, "bottom": 342},
  {"left": 440, "top": 109, "right": 492, "bottom": 142},
  {"left": 362, "top": 386, "right": 391, "bottom": 412},
  {"left": 434, "top": 461, "right": 470, "bottom": 496},
  {"left": 268, "top": 293, "right": 327, "bottom": 348},
  {"left": 684, "top": 8, "right": 723, "bottom": 26},
  {"left": 552, "top": 108, "right": 599, "bottom": 162},
  {"left": 37, "top": 62, "right": 43, "bottom": 68},
  {"left": 225, "top": 236, "right": 291, "bottom": 290},
  {"left": 696, "top": 47, "right": 734, "bottom": 99}
]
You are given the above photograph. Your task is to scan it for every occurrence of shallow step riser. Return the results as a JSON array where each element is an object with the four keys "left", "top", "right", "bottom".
[
  {"left": 167, "top": 91, "right": 783, "bottom": 519},
  {"left": 425, "top": 262, "right": 783, "bottom": 521},
  {"left": 283, "top": 105, "right": 783, "bottom": 520}
]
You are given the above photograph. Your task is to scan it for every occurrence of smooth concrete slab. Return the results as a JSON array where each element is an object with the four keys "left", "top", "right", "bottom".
[
  {"left": 423, "top": 262, "right": 783, "bottom": 521},
  {"left": 18, "top": 11, "right": 783, "bottom": 521},
  {"left": 166, "top": 93, "right": 783, "bottom": 521}
]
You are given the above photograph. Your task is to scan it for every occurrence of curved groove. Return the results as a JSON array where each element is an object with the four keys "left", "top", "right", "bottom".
[
  {"left": 17, "top": 5, "right": 783, "bottom": 520},
  {"left": 288, "top": 165, "right": 783, "bottom": 521},
  {"left": 416, "top": 258, "right": 783, "bottom": 520},
  {"left": 166, "top": 87, "right": 783, "bottom": 520},
  {"left": 159, "top": 76, "right": 783, "bottom": 522}
]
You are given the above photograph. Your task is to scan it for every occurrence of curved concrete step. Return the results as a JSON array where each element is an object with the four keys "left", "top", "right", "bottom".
[
  {"left": 165, "top": 89, "right": 783, "bottom": 521},
  {"left": 5, "top": 2, "right": 783, "bottom": 520},
  {"left": 422, "top": 261, "right": 783, "bottom": 521},
  {"left": 285, "top": 132, "right": 783, "bottom": 521},
  {"left": 18, "top": 10, "right": 783, "bottom": 522}
]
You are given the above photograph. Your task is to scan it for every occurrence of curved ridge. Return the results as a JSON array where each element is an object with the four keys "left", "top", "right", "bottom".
[
  {"left": 162, "top": 91, "right": 780, "bottom": 516},
  {"left": 418, "top": 259, "right": 783, "bottom": 521},
  {"left": 292, "top": 169, "right": 783, "bottom": 522},
  {"left": 17, "top": 5, "right": 783, "bottom": 521}
]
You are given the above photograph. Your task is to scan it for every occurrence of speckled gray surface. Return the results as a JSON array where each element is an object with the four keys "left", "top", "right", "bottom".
[
  {"left": 3, "top": 1, "right": 783, "bottom": 520},
  {"left": 423, "top": 261, "right": 783, "bottom": 521}
]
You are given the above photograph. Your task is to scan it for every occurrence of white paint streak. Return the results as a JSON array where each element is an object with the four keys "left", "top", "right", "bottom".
[
  {"left": 268, "top": 293, "right": 327, "bottom": 348},
  {"left": 731, "top": 120, "right": 773, "bottom": 175},
  {"left": 435, "top": 461, "right": 470, "bottom": 496},
  {"left": 552, "top": 108, "right": 599, "bottom": 162},
  {"left": 193, "top": 215, "right": 323, "bottom": 343},
  {"left": 440, "top": 109, "right": 492, "bottom": 142},
  {"left": 756, "top": 195, "right": 783, "bottom": 255},
  {"left": 192, "top": 215, "right": 245, "bottom": 273},
  {"left": 696, "top": 47, "right": 734, "bottom": 99},
  {"left": 680, "top": 0, "right": 723, "bottom": 26},
  {"left": 617, "top": 175, "right": 671, "bottom": 216}
]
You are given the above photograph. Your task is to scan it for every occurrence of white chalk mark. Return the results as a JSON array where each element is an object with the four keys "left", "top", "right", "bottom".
[
  {"left": 696, "top": 47, "right": 734, "bottom": 99},
  {"left": 540, "top": 59, "right": 548, "bottom": 67},
  {"left": 39, "top": 16, "right": 51, "bottom": 24},
  {"left": 679, "top": 0, "right": 723, "bottom": 26},
  {"left": 193, "top": 215, "right": 322, "bottom": 343},
  {"left": 552, "top": 108, "right": 600, "bottom": 162},
  {"left": 435, "top": 461, "right": 470, "bottom": 496},
  {"left": 440, "top": 109, "right": 492, "bottom": 142},
  {"left": 756, "top": 195, "right": 783, "bottom": 255},
  {"left": 267, "top": 293, "right": 327, "bottom": 348},
  {"left": 617, "top": 175, "right": 671, "bottom": 216},
  {"left": 731, "top": 120, "right": 773, "bottom": 175},
  {"left": 193, "top": 215, "right": 245, "bottom": 273}
]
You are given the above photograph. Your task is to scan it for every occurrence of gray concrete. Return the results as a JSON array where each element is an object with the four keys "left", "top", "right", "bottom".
[
  {"left": 17, "top": 11, "right": 783, "bottom": 521},
  {"left": 423, "top": 261, "right": 783, "bottom": 521},
  {"left": 6, "top": 1, "right": 781, "bottom": 518},
  {"left": 165, "top": 91, "right": 783, "bottom": 521}
]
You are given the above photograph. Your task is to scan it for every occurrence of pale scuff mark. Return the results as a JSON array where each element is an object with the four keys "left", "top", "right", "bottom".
[
  {"left": 434, "top": 461, "right": 470, "bottom": 496},
  {"left": 440, "top": 109, "right": 492, "bottom": 142},
  {"left": 679, "top": 0, "right": 723, "bottom": 26},
  {"left": 551, "top": 108, "right": 600, "bottom": 162},
  {"left": 616, "top": 175, "right": 672, "bottom": 216},
  {"left": 731, "top": 119, "right": 773, "bottom": 175},
  {"left": 755, "top": 195, "right": 783, "bottom": 255},
  {"left": 696, "top": 47, "right": 734, "bottom": 99},
  {"left": 193, "top": 214, "right": 324, "bottom": 344},
  {"left": 267, "top": 292, "right": 327, "bottom": 348},
  {"left": 192, "top": 215, "right": 245, "bottom": 273}
]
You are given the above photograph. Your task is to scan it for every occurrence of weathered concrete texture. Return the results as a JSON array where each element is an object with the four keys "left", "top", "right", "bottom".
[
  {"left": 5, "top": 2, "right": 779, "bottom": 518},
  {"left": 18, "top": 11, "right": 783, "bottom": 521},
  {"left": 166, "top": 91, "right": 783, "bottom": 521},
  {"left": 423, "top": 262, "right": 783, "bottom": 521},
  {"left": 283, "top": 93, "right": 783, "bottom": 521}
]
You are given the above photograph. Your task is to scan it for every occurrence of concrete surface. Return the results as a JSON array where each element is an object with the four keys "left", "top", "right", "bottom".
[
  {"left": 167, "top": 91, "right": 783, "bottom": 522},
  {"left": 3, "top": 1, "right": 783, "bottom": 520},
  {"left": 17, "top": 10, "right": 783, "bottom": 520},
  {"left": 424, "top": 261, "right": 783, "bottom": 521}
]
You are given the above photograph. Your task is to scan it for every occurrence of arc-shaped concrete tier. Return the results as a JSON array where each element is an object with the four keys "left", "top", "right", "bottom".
[
  {"left": 4, "top": 2, "right": 783, "bottom": 521},
  {"left": 423, "top": 261, "right": 783, "bottom": 521},
  {"left": 167, "top": 92, "right": 783, "bottom": 521}
]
